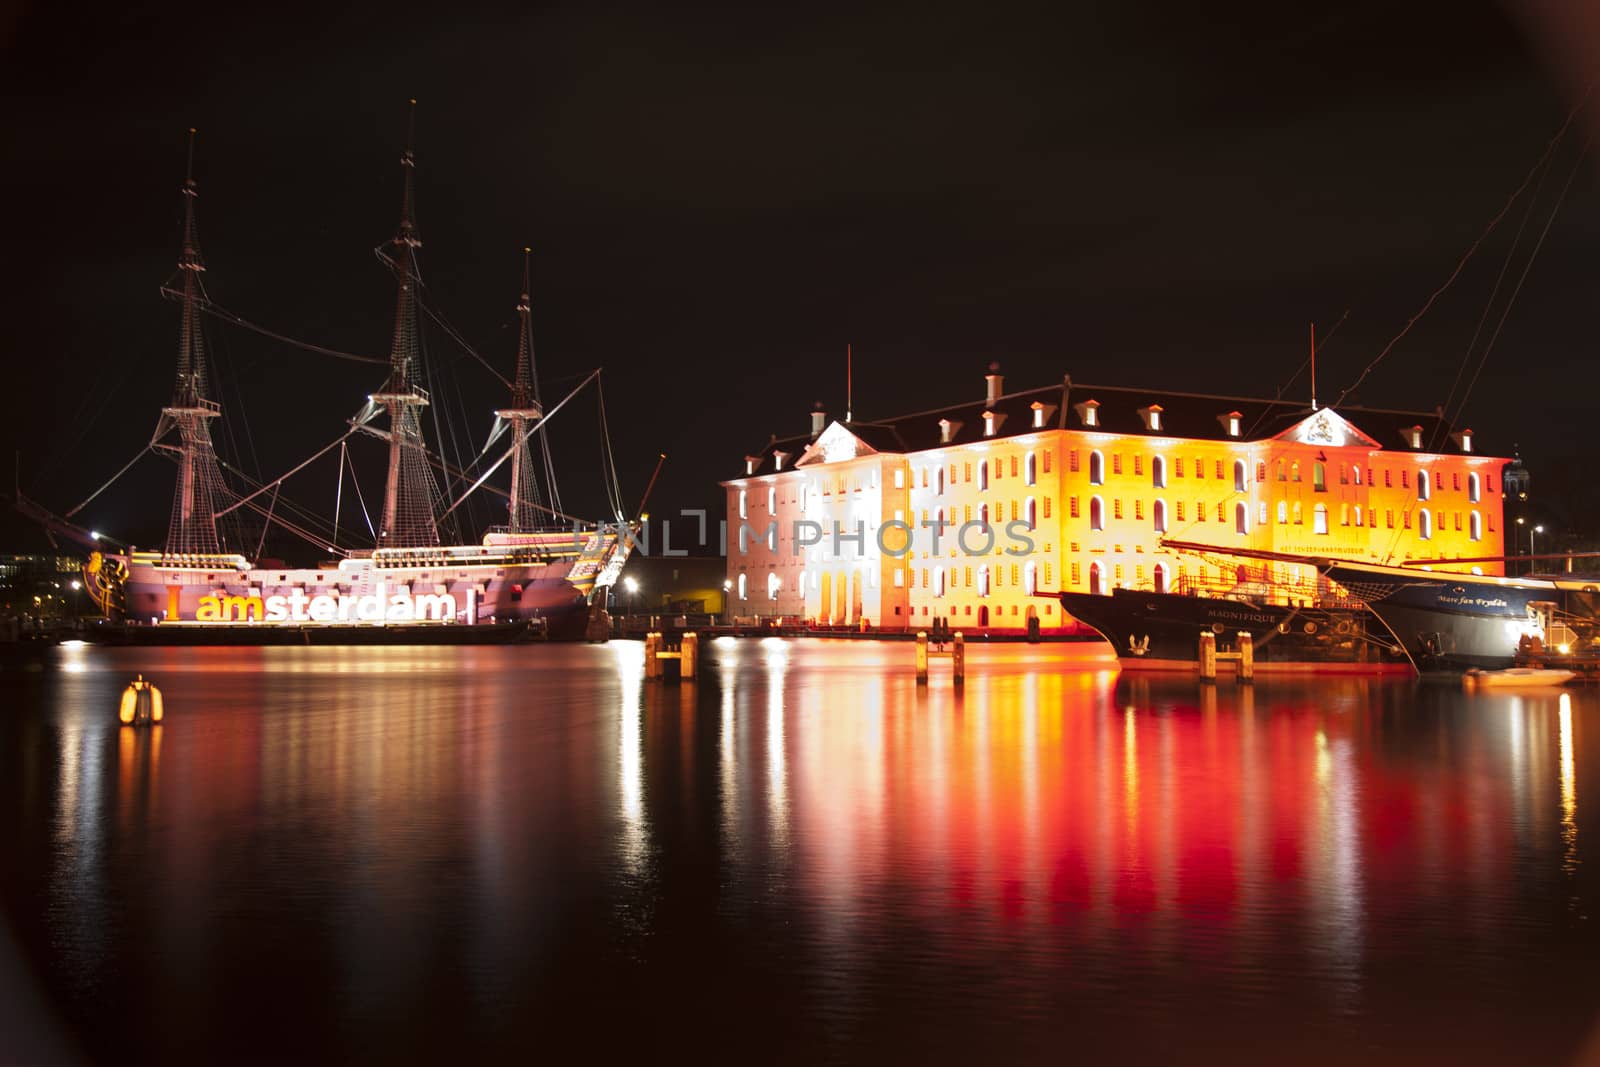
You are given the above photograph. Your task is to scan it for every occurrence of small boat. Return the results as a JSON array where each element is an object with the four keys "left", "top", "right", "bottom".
[{"left": 1462, "top": 667, "right": 1575, "bottom": 688}]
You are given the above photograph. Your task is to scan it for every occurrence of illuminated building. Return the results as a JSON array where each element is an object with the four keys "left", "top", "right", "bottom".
[{"left": 722, "top": 365, "right": 1509, "bottom": 633}]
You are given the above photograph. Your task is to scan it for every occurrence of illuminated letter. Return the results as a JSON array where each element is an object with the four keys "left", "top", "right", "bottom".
[
  {"left": 387, "top": 593, "right": 414, "bottom": 621},
  {"left": 265, "top": 596, "right": 289, "bottom": 622},
  {"left": 287, "top": 589, "right": 311, "bottom": 622},
  {"left": 415, "top": 593, "right": 456, "bottom": 622},
  {"left": 196, "top": 595, "right": 222, "bottom": 623},
  {"left": 357, "top": 581, "right": 386, "bottom": 622},
  {"left": 221, "top": 595, "right": 265, "bottom": 622},
  {"left": 308, "top": 595, "right": 336, "bottom": 622}
]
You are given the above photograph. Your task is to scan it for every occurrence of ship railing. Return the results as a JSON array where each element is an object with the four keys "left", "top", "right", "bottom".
[{"left": 1169, "top": 572, "right": 1365, "bottom": 610}]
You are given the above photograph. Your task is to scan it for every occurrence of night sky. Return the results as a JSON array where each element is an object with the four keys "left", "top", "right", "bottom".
[{"left": 2, "top": 1, "right": 1596, "bottom": 556}]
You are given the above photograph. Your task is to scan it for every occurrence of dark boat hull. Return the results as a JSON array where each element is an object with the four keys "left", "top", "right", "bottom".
[{"left": 1059, "top": 589, "right": 1412, "bottom": 674}]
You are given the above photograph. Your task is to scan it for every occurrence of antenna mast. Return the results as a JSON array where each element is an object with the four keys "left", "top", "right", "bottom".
[
  {"left": 154, "top": 127, "right": 230, "bottom": 558},
  {"left": 846, "top": 343, "right": 853, "bottom": 422},
  {"left": 371, "top": 100, "right": 443, "bottom": 549},
  {"left": 1309, "top": 322, "right": 1317, "bottom": 410}
]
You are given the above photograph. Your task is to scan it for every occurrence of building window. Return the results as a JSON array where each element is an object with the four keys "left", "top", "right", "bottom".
[
  {"left": 978, "top": 565, "right": 990, "bottom": 597},
  {"left": 1353, "top": 465, "right": 1362, "bottom": 486},
  {"left": 1256, "top": 461, "right": 1266, "bottom": 483},
  {"left": 1134, "top": 499, "right": 1144, "bottom": 521},
  {"left": 1420, "top": 510, "right": 1432, "bottom": 540},
  {"left": 767, "top": 572, "right": 781, "bottom": 600},
  {"left": 1293, "top": 502, "right": 1303, "bottom": 525},
  {"left": 1089, "top": 450, "right": 1104, "bottom": 485},
  {"left": 1276, "top": 460, "right": 1286, "bottom": 481},
  {"left": 979, "top": 461, "right": 989, "bottom": 492},
  {"left": 1134, "top": 455, "right": 1144, "bottom": 477},
  {"left": 1233, "top": 460, "right": 1246, "bottom": 492},
  {"left": 937, "top": 467, "right": 945, "bottom": 495},
  {"left": 1277, "top": 501, "right": 1287, "bottom": 524},
  {"left": 893, "top": 569, "right": 904, "bottom": 588},
  {"left": 1152, "top": 455, "right": 1167, "bottom": 488},
  {"left": 1228, "top": 415, "right": 1240, "bottom": 437},
  {"left": 767, "top": 487, "right": 776, "bottom": 513},
  {"left": 1354, "top": 505, "right": 1363, "bottom": 526},
  {"left": 1043, "top": 451, "right": 1052, "bottom": 474},
  {"left": 1033, "top": 406, "right": 1045, "bottom": 429},
  {"left": 1089, "top": 496, "right": 1104, "bottom": 531},
  {"left": 979, "top": 503, "right": 989, "bottom": 527},
  {"left": 1235, "top": 502, "right": 1249, "bottom": 535},
  {"left": 1024, "top": 561, "right": 1037, "bottom": 596},
  {"left": 893, "top": 469, "right": 905, "bottom": 489},
  {"left": 1025, "top": 451, "right": 1037, "bottom": 486},
  {"left": 737, "top": 573, "right": 748, "bottom": 600},
  {"left": 1113, "top": 499, "right": 1124, "bottom": 520},
  {"left": 1010, "top": 456, "right": 1018, "bottom": 477},
  {"left": 1153, "top": 561, "right": 1169, "bottom": 593},
  {"left": 1089, "top": 561, "right": 1104, "bottom": 595},
  {"left": 934, "top": 567, "right": 946, "bottom": 598},
  {"left": 738, "top": 489, "right": 747, "bottom": 519},
  {"left": 1291, "top": 461, "right": 1301, "bottom": 482},
  {"left": 1314, "top": 504, "right": 1329, "bottom": 535},
  {"left": 984, "top": 413, "right": 996, "bottom": 437},
  {"left": 1419, "top": 470, "right": 1431, "bottom": 501},
  {"left": 1025, "top": 497, "right": 1038, "bottom": 530},
  {"left": 1470, "top": 510, "right": 1482, "bottom": 541},
  {"left": 1313, "top": 462, "right": 1326, "bottom": 491},
  {"left": 1469, "top": 472, "right": 1480, "bottom": 502}
]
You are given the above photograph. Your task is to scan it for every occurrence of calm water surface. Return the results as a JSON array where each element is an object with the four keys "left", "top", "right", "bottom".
[{"left": 1, "top": 639, "right": 1597, "bottom": 1064}]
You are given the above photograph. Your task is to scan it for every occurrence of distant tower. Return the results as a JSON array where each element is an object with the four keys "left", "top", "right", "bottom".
[
  {"left": 371, "top": 102, "right": 443, "bottom": 549},
  {"left": 495, "top": 250, "right": 550, "bottom": 532},
  {"left": 155, "top": 129, "right": 230, "bottom": 558}
]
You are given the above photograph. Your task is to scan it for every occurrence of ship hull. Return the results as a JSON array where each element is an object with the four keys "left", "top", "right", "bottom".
[
  {"left": 1320, "top": 563, "right": 1576, "bottom": 673},
  {"left": 1059, "top": 589, "right": 1413, "bottom": 674}
]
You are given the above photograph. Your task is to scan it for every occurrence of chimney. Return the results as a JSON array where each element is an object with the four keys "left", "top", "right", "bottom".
[
  {"left": 984, "top": 361, "right": 1003, "bottom": 407},
  {"left": 810, "top": 401, "right": 827, "bottom": 439}
]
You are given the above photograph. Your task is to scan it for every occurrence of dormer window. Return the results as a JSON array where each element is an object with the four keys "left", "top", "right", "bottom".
[
  {"left": 1031, "top": 401, "right": 1046, "bottom": 429},
  {"left": 1138, "top": 404, "right": 1163, "bottom": 432},
  {"left": 745, "top": 456, "right": 759, "bottom": 476},
  {"left": 938, "top": 418, "right": 955, "bottom": 444},
  {"left": 1074, "top": 399, "right": 1100, "bottom": 427},
  {"left": 1217, "top": 410, "right": 1242, "bottom": 437},
  {"left": 1452, "top": 428, "right": 1474, "bottom": 453},
  {"left": 773, "top": 450, "right": 789, "bottom": 471},
  {"left": 1400, "top": 425, "right": 1424, "bottom": 450},
  {"left": 983, "top": 412, "right": 996, "bottom": 437}
]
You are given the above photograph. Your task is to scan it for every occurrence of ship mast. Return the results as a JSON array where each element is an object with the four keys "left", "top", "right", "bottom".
[
  {"left": 155, "top": 128, "right": 230, "bottom": 558},
  {"left": 495, "top": 249, "right": 546, "bottom": 532},
  {"left": 371, "top": 101, "right": 443, "bottom": 549}
]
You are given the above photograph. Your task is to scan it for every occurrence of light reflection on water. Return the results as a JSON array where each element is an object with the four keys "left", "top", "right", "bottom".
[{"left": 0, "top": 640, "right": 1597, "bottom": 1063}]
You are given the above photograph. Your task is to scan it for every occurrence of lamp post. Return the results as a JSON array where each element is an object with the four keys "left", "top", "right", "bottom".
[
  {"left": 1531, "top": 525, "right": 1544, "bottom": 574},
  {"left": 69, "top": 580, "right": 81, "bottom": 624},
  {"left": 623, "top": 576, "right": 639, "bottom": 623},
  {"left": 1515, "top": 516, "right": 1526, "bottom": 574}
]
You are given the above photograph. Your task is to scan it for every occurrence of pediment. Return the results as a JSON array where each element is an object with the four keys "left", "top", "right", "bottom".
[
  {"left": 1272, "top": 408, "right": 1380, "bottom": 449},
  {"left": 795, "top": 421, "right": 878, "bottom": 466}
]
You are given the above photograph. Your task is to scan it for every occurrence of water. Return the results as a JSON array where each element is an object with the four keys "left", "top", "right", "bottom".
[{"left": 1, "top": 639, "right": 1596, "bottom": 1064}]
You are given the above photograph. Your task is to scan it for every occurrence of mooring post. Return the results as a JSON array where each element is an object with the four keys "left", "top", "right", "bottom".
[
  {"left": 1198, "top": 630, "right": 1217, "bottom": 682},
  {"left": 952, "top": 632, "right": 965, "bottom": 685},
  {"left": 1238, "top": 631, "right": 1255, "bottom": 683},
  {"left": 916, "top": 631, "right": 929, "bottom": 684},
  {"left": 681, "top": 632, "right": 698, "bottom": 679},
  {"left": 644, "top": 632, "right": 661, "bottom": 678}
]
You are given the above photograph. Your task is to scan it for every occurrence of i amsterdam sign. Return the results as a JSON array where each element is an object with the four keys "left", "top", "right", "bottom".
[{"left": 183, "top": 582, "right": 462, "bottom": 625}]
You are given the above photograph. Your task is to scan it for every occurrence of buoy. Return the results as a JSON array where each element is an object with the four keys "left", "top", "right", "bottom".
[{"left": 118, "top": 675, "right": 164, "bottom": 727}]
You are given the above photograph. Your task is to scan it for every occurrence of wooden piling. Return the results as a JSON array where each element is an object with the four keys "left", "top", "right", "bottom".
[
  {"left": 644, "top": 632, "right": 661, "bottom": 678},
  {"left": 1199, "top": 630, "right": 1217, "bottom": 682},
  {"left": 952, "top": 632, "right": 965, "bottom": 685},
  {"left": 916, "top": 631, "right": 929, "bottom": 684},
  {"left": 1238, "top": 631, "right": 1254, "bottom": 682},
  {"left": 681, "top": 632, "right": 698, "bottom": 679}
]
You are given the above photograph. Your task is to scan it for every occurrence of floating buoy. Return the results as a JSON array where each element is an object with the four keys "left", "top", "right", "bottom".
[{"left": 118, "top": 675, "right": 164, "bottom": 727}]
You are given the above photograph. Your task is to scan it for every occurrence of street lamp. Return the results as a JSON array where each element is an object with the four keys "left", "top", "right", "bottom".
[
  {"left": 622, "top": 576, "right": 639, "bottom": 620},
  {"left": 1515, "top": 516, "right": 1526, "bottom": 574},
  {"left": 1532, "top": 525, "right": 1544, "bottom": 572},
  {"left": 69, "top": 579, "right": 81, "bottom": 623}
]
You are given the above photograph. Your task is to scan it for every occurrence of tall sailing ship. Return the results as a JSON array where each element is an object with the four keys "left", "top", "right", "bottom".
[{"left": 23, "top": 120, "right": 634, "bottom": 643}]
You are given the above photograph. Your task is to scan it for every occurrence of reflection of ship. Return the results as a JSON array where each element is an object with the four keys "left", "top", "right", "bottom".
[
  {"left": 15, "top": 118, "right": 635, "bottom": 642},
  {"left": 1057, "top": 567, "right": 1411, "bottom": 675}
]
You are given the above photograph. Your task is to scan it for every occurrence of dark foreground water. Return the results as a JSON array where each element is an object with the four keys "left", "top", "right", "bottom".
[{"left": 1, "top": 639, "right": 1597, "bottom": 1064}]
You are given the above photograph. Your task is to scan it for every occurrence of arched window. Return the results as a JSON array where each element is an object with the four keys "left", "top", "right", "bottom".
[
  {"left": 1291, "top": 461, "right": 1301, "bottom": 482},
  {"left": 737, "top": 572, "right": 748, "bottom": 600},
  {"left": 738, "top": 489, "right": 748, "bottom": 519},
  {"left": 1153, "top": 455, "right": 1167, "bottom": 488},
  {"left": 1089, "top": 450, "right": 1104, "bottom": 486},
  {"left": 1419, "top": 470, "right": 1431, "bottom": 501},
  {"left": 1277, "top": 501, "right": 1288, "bottom": 524},
  {"left": 1089, "top": 561, "right": 1104, "bottom": 595},
  {"left": 978, "top": 565, "right": 990, "bottom": 597},
  {"left": 934, "top": 566, "right": 946, "bottom": 597},
  {"left": 1233, "top": 460, "right": 1246, "bottom": 492},
  {"left": 1470, "top": 510, "right": 1482, "bottom": 541},
  {"left": 1153, "top": 498, "right": 1167, "bottom": 534},
  {"left": 1340, "top": 503, "right": 1349, "bottom": 526},
  {"left": 1276, "top": 460, "right": 1286, "bottom": 481},
  {"left": 1153, "top": 562, "right": 1169, "bottom": 594},
  {"left": 1292, "top": 501, "right": 1303, "bottom": 525},
  {"left": 1420, "top": 510, "right": 1433, "bottom": 540},
  {"left": 1314, "top": 504, "right": 1329, "bottom": 535},
  {"left": 978, "top": 502, "right": 989, "bottom": 528},
  {"left": 767, "top": 572, "right": 781, "bottom": 600},
  {"left": 1025, "top": 451, "right": 1037, "bottom": 486},
  {"left": 1354, "top": 505, "right": 1364, "bottom": 527},
  {"left": 1089, "top": 496, "right": 1104, "bottom": 531},
  {"left": 767, "top": 487, "right": 776, "bottom": 513},
  {"left": 1469, "top": 472, "right": 1481, "bottom": 503},
  {"left": 1023, "top": 561, "right": 1037, "bottom": 596},
  {"left": 1353, "top": 465, "right": 1362, "bottom": 486},
  {"left": 979, "top": 461, "right": 989, "bottom": 492},
  {"left": 1024, "top": 496, "right": 1037, "bottom": 530},
  {"left": 1235, "top": 502, "right": 1249, "bottom": 534},
  {"left": 937, "top": 467, "right": 945, "bottom": 495},
  {"left": 1313, "top": 462, "right": 1326, "bottom": 491}
]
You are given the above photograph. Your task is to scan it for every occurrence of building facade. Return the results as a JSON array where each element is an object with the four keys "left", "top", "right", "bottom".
[{"left": 723, "top": 368, "right": 1509, "bottom": 634}]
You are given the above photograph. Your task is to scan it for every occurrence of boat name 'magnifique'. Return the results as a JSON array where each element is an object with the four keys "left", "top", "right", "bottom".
[{"left": 194, "top": 582, "right": 458, "bottom": 624}]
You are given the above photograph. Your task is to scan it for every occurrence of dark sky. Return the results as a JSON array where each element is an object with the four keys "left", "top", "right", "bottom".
[{"left": 1, "top": 0, "right": 1596, "bottom": 554}]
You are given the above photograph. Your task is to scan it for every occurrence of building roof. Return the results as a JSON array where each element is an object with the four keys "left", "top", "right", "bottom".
[{"left": 728, "top": 374, "right": 1489, "bottom": 481}]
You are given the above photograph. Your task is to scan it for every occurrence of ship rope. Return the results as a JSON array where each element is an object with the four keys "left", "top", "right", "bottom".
[
  {"left": 171, "top": 290, "right": 389, "bottom": 365},
  {"left": 65, "top": 445, "right": 152, "bottom": 519},
  {"left": 596, "top": 373, "right": 627, "bottom": 521}
]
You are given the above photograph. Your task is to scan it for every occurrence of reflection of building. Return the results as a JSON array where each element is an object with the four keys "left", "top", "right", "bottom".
[
  {"left": 0, "top": 553, "right": 86, "bottom": 622},
  {"left": 723, "top": 366, "right": 1509, "bottom": 634},
  {"left": 618, "top": 555, "right": 728, "bottom": 616}
]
